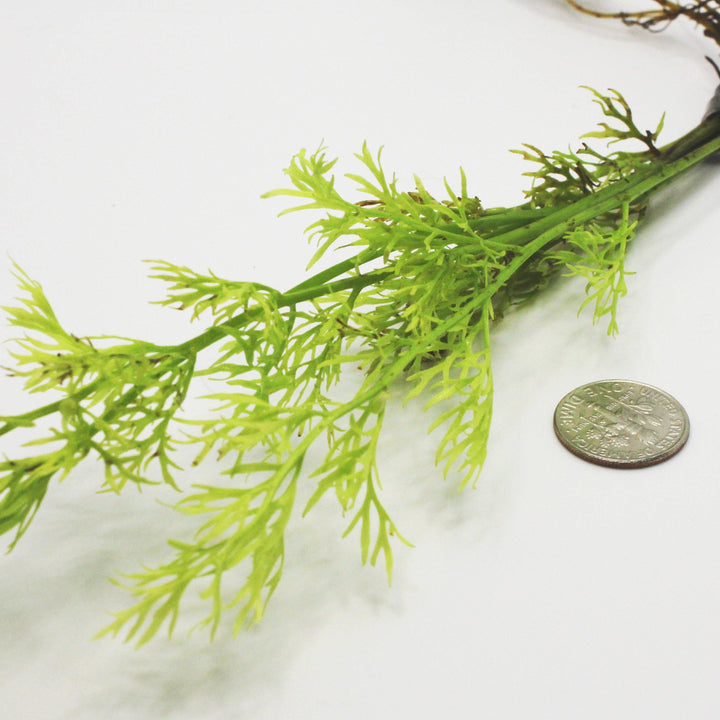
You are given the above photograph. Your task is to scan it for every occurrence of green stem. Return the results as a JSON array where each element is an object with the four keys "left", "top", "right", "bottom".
[
  {"left": 6, "top": 117, "right": 720, "bottom": 437},
  {"left": 0, "top": 379, "right": 104, "bottom": 438},
  {"left": 171, "top": 209, "right": 555, "bottom": 355},
  {"left": 177, "top": 120, "right": 720, "bottom": 357},
  {"left": 170, "top": 117, "right": 720, "bottom": 464}
]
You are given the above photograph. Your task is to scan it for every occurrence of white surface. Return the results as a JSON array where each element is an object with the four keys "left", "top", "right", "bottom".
[{"left": 1, "top": 2, "right": 720, "bottom": 718}]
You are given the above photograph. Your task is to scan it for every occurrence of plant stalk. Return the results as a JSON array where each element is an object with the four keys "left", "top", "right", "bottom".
[{"left": 4, "top": 116, "right": 720, "bottom": 438}]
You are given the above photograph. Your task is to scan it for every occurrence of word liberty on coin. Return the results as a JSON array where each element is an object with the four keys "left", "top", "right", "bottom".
[{"left": 553, "top": 380, "right": 690, "bottom": 468}]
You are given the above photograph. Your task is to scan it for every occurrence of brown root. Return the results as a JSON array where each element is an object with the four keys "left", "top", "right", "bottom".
[{"left": 566, "top": 0, "right": 720, "bottom": 47}]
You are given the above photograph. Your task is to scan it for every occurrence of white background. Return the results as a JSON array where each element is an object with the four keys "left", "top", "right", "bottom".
[{"left": 2, "top": 1, "right": 720, "bottom": 718}]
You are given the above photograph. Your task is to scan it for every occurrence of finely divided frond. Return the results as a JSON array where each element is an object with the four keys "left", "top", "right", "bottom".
[
  {"left": 581, "top": 86, "right": 665, "bottom": 154},
  {"left": 406, "top": 307, "right": 494, "bottom": 489},
  {"left": 556, "top": 201, "right": 636, "bottom": 335},
  {"left": 148, "top": 261, "right": 282, "bottom": 324}
]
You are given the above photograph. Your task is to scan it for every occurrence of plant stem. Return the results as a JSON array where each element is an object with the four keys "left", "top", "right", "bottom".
[{"left": 5, "top": 116, "right": 720, "bottom": 438}]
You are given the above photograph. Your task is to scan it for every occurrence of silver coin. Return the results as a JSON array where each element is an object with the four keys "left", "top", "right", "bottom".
[{"left": 553, "top": 379, "right": 689, "bottom": 468}]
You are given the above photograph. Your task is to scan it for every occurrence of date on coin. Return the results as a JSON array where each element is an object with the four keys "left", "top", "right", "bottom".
[{"left": 553, "top": 380, "right": 689, "bottom": 468}]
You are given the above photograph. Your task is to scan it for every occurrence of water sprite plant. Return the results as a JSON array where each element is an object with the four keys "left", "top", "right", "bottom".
[{"left": 2, "top": 3, "right": 720, "bottom": 645}]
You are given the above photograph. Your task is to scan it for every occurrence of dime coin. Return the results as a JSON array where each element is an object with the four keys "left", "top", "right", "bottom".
[{"left": 553, "top": 380, "right": 689, "bottom": 468}]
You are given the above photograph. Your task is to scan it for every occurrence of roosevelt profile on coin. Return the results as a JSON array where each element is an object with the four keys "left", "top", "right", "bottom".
[{"left": 553, "top": 380, "right": 690, "bottom": 468}]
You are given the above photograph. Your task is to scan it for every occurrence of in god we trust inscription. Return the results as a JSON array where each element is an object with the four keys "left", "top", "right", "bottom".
[{"left": 553, "top": 380, "right": 690, "bottom": 468}]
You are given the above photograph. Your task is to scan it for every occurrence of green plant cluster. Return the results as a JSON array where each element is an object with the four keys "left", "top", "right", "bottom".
[{"left": 2, "top": 87, "right": 720, "bottom": 645}]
